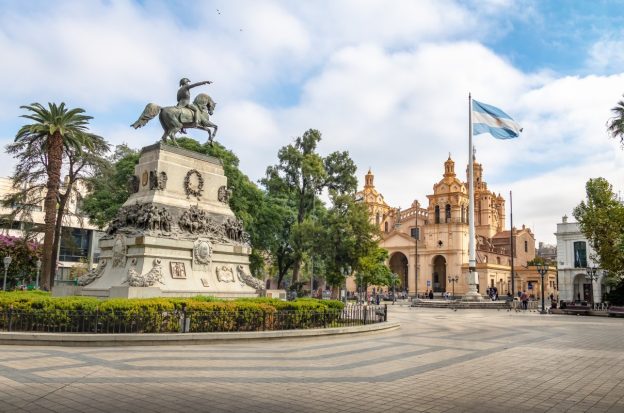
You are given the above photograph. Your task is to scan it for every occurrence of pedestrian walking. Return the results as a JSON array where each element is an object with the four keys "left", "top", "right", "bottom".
[{"left": 520, "top": 290, "right": 529, "bottom": 310}]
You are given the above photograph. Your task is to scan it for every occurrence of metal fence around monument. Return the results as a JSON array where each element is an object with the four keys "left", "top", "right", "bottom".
[{"left": 0, "top": 305, "right": 387, "bottom": 334}]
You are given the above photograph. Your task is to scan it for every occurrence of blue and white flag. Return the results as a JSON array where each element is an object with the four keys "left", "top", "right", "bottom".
[{"left": 472, "top": 99, "right": 522, "bottom": 139}]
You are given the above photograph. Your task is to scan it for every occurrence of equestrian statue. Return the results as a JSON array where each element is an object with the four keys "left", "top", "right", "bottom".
[{"left": 131, "top": 78, "right": 218, "bottom": 146}]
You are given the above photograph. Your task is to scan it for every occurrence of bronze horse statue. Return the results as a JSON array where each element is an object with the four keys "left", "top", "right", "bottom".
[{"left": 131, "top": 93, "right": 218, "bottom": 146}]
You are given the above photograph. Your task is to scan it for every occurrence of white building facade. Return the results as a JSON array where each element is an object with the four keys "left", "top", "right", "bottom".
[
  {"left": 0, "top": 177, "right": 103, "bottom": 281},
  {"left": 555, "top": 215, "right": 606, "bottom": 303}
]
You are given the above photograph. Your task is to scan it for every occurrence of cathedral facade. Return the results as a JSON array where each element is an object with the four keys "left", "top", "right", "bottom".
[{"left": 357, "top": 156, "right": 535, "bottom": 297}]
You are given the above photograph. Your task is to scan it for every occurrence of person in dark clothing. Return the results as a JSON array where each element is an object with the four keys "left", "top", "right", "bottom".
[{"left": 428, "top": 290, "right": 434, "bottom": 300}]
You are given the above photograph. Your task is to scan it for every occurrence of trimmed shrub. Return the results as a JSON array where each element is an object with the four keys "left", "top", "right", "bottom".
[{"left": 0, "top": 293, "right": 350, "bottom": 333}]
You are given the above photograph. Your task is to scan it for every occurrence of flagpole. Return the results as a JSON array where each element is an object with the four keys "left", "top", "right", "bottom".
[
  {"left": 510, "top": 190, "right": 515, "bottom": 297},
  {"left": 465, "top": 93, "right": 481, "bottom": 301}
]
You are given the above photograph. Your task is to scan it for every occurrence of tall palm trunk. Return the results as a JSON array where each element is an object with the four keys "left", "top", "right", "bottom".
[
  {"left": 42, "top": 132, "right": 63, "bottom": 289},
  {"left": 50, "top": 188, "right": 72, "bottom": 287}
]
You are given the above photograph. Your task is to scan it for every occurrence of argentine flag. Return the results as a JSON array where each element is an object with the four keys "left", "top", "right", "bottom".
[{"left": 472, "top": 100, "right": 522, "bottom": 139}]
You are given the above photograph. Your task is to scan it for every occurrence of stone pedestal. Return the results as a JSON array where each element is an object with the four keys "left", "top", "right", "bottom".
[{"left": 74, "top": 143, "right": 264, "bottom": 299}]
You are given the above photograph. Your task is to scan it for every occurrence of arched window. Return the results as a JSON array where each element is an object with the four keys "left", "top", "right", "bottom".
[
  {"left": 461, "top": 206, "right": 466, "bottom": 223},
  {"left": 376, "top": 212, "right": 380, "bottom": 226},
  {"left": 445, "top": 204, "right": 451, "bottom": 223},
  {"left": 434, "top": 206, "right": 440, "bottom": 224},
  {"left": 384, "top": 222, "right": 389, "bottom": 233}
]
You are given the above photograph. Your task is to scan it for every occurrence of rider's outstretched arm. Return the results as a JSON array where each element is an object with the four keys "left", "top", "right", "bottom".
[{"left": 189, "top": 80, "right": 212, "bottom": 89}]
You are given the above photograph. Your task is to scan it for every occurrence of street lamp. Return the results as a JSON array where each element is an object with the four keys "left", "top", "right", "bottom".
[
  {"left": 586, "top": 265, "right": 599, "bottom": 306},
  {"left": 448, "top": 275, "right": 459, "bottom": 300},
  {"left": 2, "top": 256, "right": 12, "bottom": 291},
  {"left": 390, "top": 273, "right": 398, "bottom": 305},
  {"left": 536, "top": 263, "right": 549, "bottom": 314},
  {"left": 410, "top": 227, "right": 419, "bottom": 300},
  {"left": 35, "top": 258, "right": 42, "bottom": 289}
]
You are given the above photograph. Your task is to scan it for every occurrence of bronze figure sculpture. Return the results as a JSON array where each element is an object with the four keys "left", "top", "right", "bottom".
[{"left": 131, "top": 78, "right": 218, "bottom": 146}]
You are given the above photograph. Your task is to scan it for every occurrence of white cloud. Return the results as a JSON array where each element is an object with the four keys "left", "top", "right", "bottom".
[{"left": 0, "top": 0, "right": 623, "bottom": 247}]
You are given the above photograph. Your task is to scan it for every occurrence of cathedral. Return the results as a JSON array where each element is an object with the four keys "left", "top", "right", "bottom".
[{"left": 356, "top": 156, "right": 535, "bottom": 297}]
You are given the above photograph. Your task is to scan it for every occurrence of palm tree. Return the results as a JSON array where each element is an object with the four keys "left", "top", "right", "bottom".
[
  {"left": 15, "top": 103, "right": 96, "bottom": 290},
  {"left": 607, "top": 94, "right": 624, "bottom": 147}
]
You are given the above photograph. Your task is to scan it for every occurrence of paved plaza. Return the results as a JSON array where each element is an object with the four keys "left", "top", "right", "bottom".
[{"left": 0, "top": 306, "right": 623, "bottom": 413}]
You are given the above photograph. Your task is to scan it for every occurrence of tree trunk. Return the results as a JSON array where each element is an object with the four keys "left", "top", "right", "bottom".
[
  {"left": 42, "top": 132, "right": 63, "bottom": 290},
  {"left": 291, "top": 259, "right": 301, "bottom": 283},
  {"left": 51, "top": 188, "right": 72, "bottom": 286}
]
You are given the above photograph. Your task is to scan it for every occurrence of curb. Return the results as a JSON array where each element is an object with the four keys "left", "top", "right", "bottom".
[{"left": 0, "top": 322, "right": 400, "bottom": 347}]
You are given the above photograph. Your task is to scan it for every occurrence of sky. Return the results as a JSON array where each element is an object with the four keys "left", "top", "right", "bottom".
[{"left": 0, "top": 0, "right": 623, "bottom": 245}]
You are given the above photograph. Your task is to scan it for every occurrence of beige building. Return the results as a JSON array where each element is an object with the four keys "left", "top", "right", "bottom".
[
  {"left": 357, "top": 156, "right": 537, "bottom": 297},
  {"left": 0, "top": 177, "right": 102, "bottom": 281}
]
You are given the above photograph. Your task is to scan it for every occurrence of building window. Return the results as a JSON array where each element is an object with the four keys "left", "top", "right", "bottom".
[
  {"left": 445, "top": 204, "right": 451, "bottom": 223},
  {"left": 496, "top": 257, "right": 501, "bottom": 264},
  {"left": 384, "top": 222, "right": 388, "bottom": 233},
  {"left": 59, "top": 228, "right": 91, "bottom": 262},
  {"left": 461, "top": 206, "right": 466, "bottom": 223},
  {"left": 573, "top": 241, "right": 587, "bottom": 268},
  {"left": 434, "top": 206, "right": 440, "bottom": 224},
  {"left": 524, "top": 240, "right": 528, "bottom": 253}
]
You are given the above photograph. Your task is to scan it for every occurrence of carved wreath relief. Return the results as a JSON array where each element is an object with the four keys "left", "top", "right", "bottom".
[
  {"left": 184, "top": 169, "right": 204, "bottom": 199},
  {"left": 170, "top": 261, "right": 187, "bottom": 279},
  {"left": 112, "top": 234, "right": 127, "bottom": 268},
  {"left": 193, "top": 239, "right": 213, "bottom": 265}
]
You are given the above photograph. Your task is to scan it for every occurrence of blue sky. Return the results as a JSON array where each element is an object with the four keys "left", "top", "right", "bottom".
[{"left": 0, "top": 0, "right": 623, "bottom": 245}]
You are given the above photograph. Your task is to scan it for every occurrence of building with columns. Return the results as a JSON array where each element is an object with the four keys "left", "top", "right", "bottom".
[
  {"left": 357, "top": 156, "right": 537, "bottom": 297},
  {"left": 555, "top": 215, "right": 606, "bottom": 303}
]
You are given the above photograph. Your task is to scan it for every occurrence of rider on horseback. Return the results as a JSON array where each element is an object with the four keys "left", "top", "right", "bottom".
[{"left": 177, "top": 78, "right": 212, "bottom": 125}]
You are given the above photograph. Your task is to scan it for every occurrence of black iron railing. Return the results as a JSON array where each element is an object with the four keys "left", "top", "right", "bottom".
[{"left": 0, "top": 305, "right": 387, "bottom": 334}]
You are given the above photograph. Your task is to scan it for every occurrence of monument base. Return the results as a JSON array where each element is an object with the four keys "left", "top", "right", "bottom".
[
  {"left": 461, "top": 291, "right": 485, "bottom": 302},
  {"left": 109, "top": 286, "right": 162, "bottom": 299}
]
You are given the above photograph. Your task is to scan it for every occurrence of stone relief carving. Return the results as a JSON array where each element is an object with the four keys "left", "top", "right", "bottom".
[
  {"left": 127, "top": 175, "right": 140, "bottom": 194},
  {"left": 217, "top": 185, "right": 231, "bottom": 204},
  {"left": 193, "top": 239, "right": 213, "bottom": 265},
  {"left": 76, "top": 259, "right": 108, "bottom": 286},
  {"left": 177, "top": 205, "right": 249, "bottom": 246},
  {"left": 201, "top": 278, "right": 210, "bottom": 287},
  {"left": 170, "top": 261, "right": 187, "bottom": 279},
  {"left": 149, "top": 170, "right": 168, "bottom": 191},
  {"left": 184, "top": 169, "right": 204, "bottom": 199},
  {"left": 236, "top": 265, "right": 265, "bottom": 290},
  {"left": 178, "top": 205, "right": 225, "bottom": 237},
  {"left": 223, "top": 217, "right": 250, "bottom": 244},
  {"left": 124, "top": 258, "right": 164, "bottom": 287},
  {"left": 216, "top": 265, "right": 235, "bottom": 283},
  {"left": 112, "top": 235, "right": 127, "bottom": 268},
  {"left": 106, "top": 202, "right": 173, "bottom": 236}
]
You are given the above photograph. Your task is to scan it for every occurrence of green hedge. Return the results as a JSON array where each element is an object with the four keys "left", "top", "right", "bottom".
[{"left": 0, "top": 292, "right": 345, "bottom": 333}]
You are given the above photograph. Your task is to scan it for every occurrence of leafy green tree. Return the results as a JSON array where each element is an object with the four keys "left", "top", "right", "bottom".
[
  {"left": 318, "top": 193, "right": 381, "bottom": 290},
  {"left": 573, "top": 178, "right": 624, "bottom": 283},
  {"left": 9, "top": 103, "right": 104, "bottom": 289},
  {"left": 82, "top": 144, "right": 139, "bottom": 228},
  {"left": 607, "top": 94, "right": 624, "bottom": 147},
  {"left": 357, "top": 246, "right": 393, "bottom": 294},
  {"left": 261, "top": 129, "right": 357, "bottom": 282}
]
